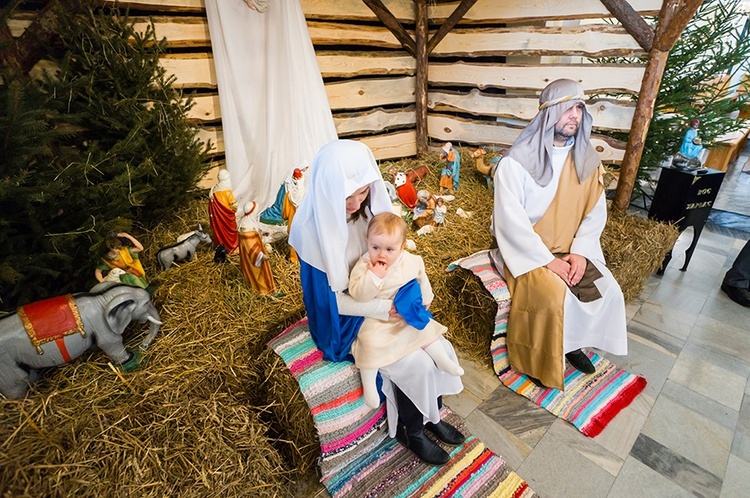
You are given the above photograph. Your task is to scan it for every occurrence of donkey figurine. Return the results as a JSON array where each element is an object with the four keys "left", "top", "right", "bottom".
[{"left": 156, "top": 225, "right": 213, "bottom": 270}]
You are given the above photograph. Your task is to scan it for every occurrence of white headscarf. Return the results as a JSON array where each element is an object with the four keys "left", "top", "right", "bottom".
[
  {"left": 507, "top": 79, "right": 601, "bottom": 186},
  {"left": 210, "top": 169, "right": 233, "bottom": 196},
  {"left": 289, "top": 140, "right": 392, "bottom": 292}
]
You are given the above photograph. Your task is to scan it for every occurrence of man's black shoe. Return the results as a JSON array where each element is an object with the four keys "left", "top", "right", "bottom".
[
  {"left": 721, "top": 283, "right": 750, "bottom": 307},
  {"left": 565, "top": 349, "right": 595, "bottom": 374},
  {"left": 425, "top": 420, "right": 465, "bottom": 446},
  {"left": 396, "top": 424, "right": 450, "bottom": 465},
  {"left": 526, "top": 375, "right": 548, "bottom": 389}
]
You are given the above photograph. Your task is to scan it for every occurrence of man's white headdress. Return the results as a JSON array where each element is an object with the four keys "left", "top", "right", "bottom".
[{"left": 507, "top": 79, "right": 601, "bottom": 186}]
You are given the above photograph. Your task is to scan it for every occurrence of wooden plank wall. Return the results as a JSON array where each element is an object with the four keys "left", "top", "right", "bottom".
[{"left": 9, "top": 0, "right": 663, "bottom": 164}]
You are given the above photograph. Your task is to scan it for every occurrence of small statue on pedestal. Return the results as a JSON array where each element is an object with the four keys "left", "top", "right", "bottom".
[{"left": 673, "top": 119, "right": 704, "bottom": 171}]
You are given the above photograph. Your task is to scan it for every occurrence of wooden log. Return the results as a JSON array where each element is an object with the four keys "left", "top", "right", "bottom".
[
  {"left": 302, "top": 0, "right": 414, "bottom": 22},
  {"left": 427, "top": 114, "right": 626, "bottom": 163},
  {"left": 324, "top": 76, "right": 416, "bottom": 111},
  {"left": 185, "top": 94, "right": 221, "bottom": 123},
  {"left": 600, "top": 0, "right": 655, "bottom": 51},
  {"left": 355, "top": 130, "right": 417, "bottom": 160},
  {"left": 160, "top": 54, "right": 217, "bottom": 88},
  {"left": 415, "top": 0, "right": 428, "bottom": 155},
  {"left": 612, "top": 49, "right": 669, "bottom": 213},
  {"left": 613, "top": 0, "right": 703, "bottom": 214},
  {"left": 195, "top": 126, "right": 223, "bottom": 155},
  {"left": 432, "top": 25, "right": 645, "bottom": 58},
  {"left": 299, "top": 0, "right": 662, "bottom": 23},
  {"left": 10, "top": 0, "right": 59, "bottom": 75},
  {"left": 362, "top": 0, "right": 416, "bottom": 56},
  {"left": 133, "top": 16, "right": 211, "bottom": 48},
  {"left": 428, "top": 90, "right": 636, "bottom": 132},
  {"left": 333, "top": 106, "right": 416, "bottom": 136},
  {"left": 316, "top": 51, "right": 415, "bottom": 78},
  {"left": 307, "top": 21, "right": 407, "bottom": 50},
  {"left": 426, "top": 0, "right": 479, "bottom": 54},
  {"left": 111, "top": 0, "right": 204, "bottom": 12},
  {"left": 429, "top": 63, "right": 646, "bottom": 94},
  {"left": 430, "top": 0, "right": 662, "bottom": 24}
]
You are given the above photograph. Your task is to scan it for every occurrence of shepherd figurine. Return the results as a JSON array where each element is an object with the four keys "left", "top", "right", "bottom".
[{"left": 439, "top": 142, "right": 461, "bottom": 193}]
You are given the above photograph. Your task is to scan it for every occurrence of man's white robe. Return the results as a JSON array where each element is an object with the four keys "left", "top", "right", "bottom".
[{"left": 490, "top": 143, "right": 627, "bottom": 357}]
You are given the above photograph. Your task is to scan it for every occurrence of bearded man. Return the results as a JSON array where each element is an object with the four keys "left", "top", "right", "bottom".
[{"left": 490, "top": 79, "right": 628, "bottom": 390}]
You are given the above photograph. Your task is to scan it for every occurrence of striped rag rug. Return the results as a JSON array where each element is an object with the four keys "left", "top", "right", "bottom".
[
  {"left": 269, "top": 318, "right": 536, "bottom": 497},
  {"left": 447, "top": 250, "right": 647, "bottom": 438}
]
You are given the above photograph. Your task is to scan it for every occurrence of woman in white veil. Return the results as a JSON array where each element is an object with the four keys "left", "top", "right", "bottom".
[{"left": 290, "top": 140, "right": 464, "bottom": 466}]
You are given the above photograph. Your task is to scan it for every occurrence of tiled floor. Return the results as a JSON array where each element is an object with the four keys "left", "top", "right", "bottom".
[{"left": 304, "top": 145, "right": 750, "bottom": 497}]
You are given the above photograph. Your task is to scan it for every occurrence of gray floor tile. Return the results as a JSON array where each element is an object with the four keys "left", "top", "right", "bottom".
[
  {"left": 462, "top": 408, "right": 531, "bottom": 471},
  {"left": 698, "top": 288, "right": 750, "bottom": 331},
  {"left": 477, "top": 384, "right": 556, "bottom": 448},
  {"left": 608, "top": 457, "right": 695, "bottom": 498},
  {"left": 613, "top": 335, "right": 677, "bottom": 401},
  {"left": 592, "top": 403, "right": 648, "bottom": 461},
  {"left": 629, "top": 433, "right": 722, "bottom": 497},
  {"left": 516, "top": 430, "right": 615, "bottom": 498},
  {"left": 641, "top": 390, "right": 733, "bottom": 477},
  {"left": 668, "top": 344, "right": 747, "bottom": 411},
  {"left": 720, "top": 454, "right": 750, "bottom": 498},
  {"left": 645, "top": 280, "right": 710, "bottom": 316},
  {"left": 659, "top": 380, "right": 739, "bottom": 434},
  {"left": 546, "top": 419, "right": 624, "bottom": 476},
  {"left": 689, "top": 314, "right": 750, "bottom": 364}
]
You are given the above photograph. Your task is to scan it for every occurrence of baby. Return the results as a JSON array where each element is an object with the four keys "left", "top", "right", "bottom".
[{"left": 349, "top": 212, "right": 464, "bottom": 409}]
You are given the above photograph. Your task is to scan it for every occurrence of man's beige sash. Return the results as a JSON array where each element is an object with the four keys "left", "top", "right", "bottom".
[{"left": 504, "top": 152, "right": 604, "bottom": 389}]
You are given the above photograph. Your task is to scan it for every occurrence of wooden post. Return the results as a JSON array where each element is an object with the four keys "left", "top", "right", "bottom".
[
  {"left": 612, "top": 0, "right": 704, "bottom": 214},
  {"left": 426, "top": 0, "right": 479, "bottom": 54},
  {"left": 362, "top": 0, "right": 416, "bottom": 57},
  {"left": 415, "top": 0, "right": 428, "bottom": 156},
  {"left": 599, "top": 0, "right": 654, "bottom": 52}
]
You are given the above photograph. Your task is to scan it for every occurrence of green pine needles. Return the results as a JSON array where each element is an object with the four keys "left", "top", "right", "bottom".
[
  {"left": 597, "top": 0, "right": 750, "bottom": 188},
  {"left": 0, "top": 0, "right": 210, "bottom": 307}
]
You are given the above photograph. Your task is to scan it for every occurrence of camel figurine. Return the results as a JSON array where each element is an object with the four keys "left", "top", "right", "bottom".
[{"left": 472, "top": 147, "right": 505, "bottom": 190}]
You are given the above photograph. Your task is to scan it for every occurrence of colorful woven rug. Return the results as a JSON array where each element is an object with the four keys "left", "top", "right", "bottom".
[
  {"left": 447, "top": 250, "right": 647, "bottom": 437},
  {"left": 269, "top": 319, "right": 536, "bottom": 497}
]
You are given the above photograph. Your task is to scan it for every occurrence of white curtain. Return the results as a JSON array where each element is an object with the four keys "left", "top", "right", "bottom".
[{"left": 204, "top": 0, "right": 337, "bottom": 210}]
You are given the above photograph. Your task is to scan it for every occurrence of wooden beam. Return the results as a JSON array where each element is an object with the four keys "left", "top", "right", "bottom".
[
  {"left": 14, "top": 0, "right": 57, "bottom": 74},
  {"left": 362, "top": 0, "right": 416, "bottom": 57},
  {"left": 652, "top": 0, "right": 703, "bottom": 52},
  {"left": 415, "top": 0, "right": 428, "bottom": 155},
  {"left": 612, "top": 0, "right": 703, "bottom": 213},
  {"left": 426, "top": 0, "right": 478, "bottom": 54},
  {"left": 600, "top": 0, "right": 654, "bottom": 52}
]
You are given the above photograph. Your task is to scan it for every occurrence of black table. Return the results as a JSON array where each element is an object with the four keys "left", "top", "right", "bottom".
[{"left": 648, "top": 166, "right": 725, "bottom": 273}]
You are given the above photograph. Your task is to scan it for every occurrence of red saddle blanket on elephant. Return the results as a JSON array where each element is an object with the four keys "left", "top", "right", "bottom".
[{"left": 18, "top": 295, "right": 85, "bottom": 353}]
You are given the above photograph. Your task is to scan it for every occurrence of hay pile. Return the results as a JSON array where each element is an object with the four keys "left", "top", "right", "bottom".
[
  {"left": 0, "top": 202, "right": 302, "bottom": 497},
  {"left": 602, "top": 212, "right": 680, "bottom": 302},
  {"left": 0, "top": 147, "right": 678, "bottom": 495}
]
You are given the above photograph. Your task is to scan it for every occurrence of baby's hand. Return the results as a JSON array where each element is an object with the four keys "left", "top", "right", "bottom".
[
  {"left": 424, "top": 301, "right": 432, "bottom": 310},
  {"left": 368, "top": 260, "right": 388, "bottom": 279}
]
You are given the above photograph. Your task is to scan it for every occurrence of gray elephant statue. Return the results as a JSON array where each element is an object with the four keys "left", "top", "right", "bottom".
[
  {"left": 156, "top": 224, "right": 212, "bottom": 270},
  {"left": 0, "top": 284, "right": 162, "bottom": 399}
]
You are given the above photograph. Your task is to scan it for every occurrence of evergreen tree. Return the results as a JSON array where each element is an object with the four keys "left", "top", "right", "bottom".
[
  {"left": 597, "top": 0, "right": 750, "bottom": 186},
  {"left": 0, "top": 0, "right": 210, "bottom": 308}
]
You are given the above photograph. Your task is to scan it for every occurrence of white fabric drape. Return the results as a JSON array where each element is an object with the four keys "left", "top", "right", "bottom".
[{"left": 204, "top": 0, "right": 337, "bottom": 210}]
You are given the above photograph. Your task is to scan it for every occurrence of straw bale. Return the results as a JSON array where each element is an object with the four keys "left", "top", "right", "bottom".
[{"left": 602, "top": 212, "right": 680, "bottom": 302}]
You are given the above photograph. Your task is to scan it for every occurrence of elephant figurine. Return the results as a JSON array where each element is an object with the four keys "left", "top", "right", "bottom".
[
  {"left": 0, "top": 284, "right": 162, "bottom": 399},
  {"left": 156, "top": 224, "right": 212, "bottom": 270}
]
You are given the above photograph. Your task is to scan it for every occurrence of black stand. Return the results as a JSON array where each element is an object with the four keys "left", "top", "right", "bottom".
[{"left": 648, "top": 166, "right": 725, "bottom": 273}]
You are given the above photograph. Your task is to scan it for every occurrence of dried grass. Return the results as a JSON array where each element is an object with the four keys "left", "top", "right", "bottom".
[{"left": 0, "top": 147, "right": 677, "bottom": 495}]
